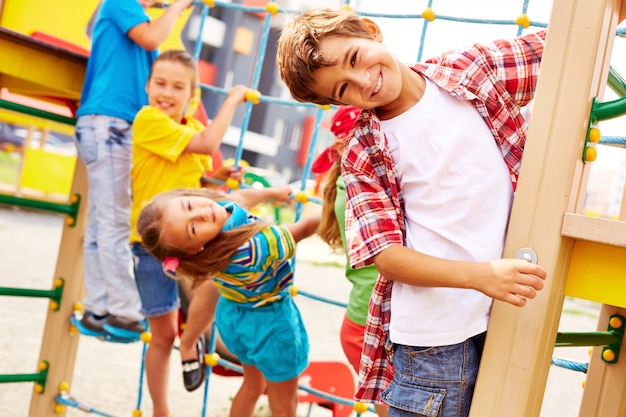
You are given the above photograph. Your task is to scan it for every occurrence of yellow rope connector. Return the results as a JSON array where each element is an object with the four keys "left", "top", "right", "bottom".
[
  {"left": 245, "top": 89, "right": 261, "bottom": 104},
  {"left": 141, "top": 331, "right": 153, "bottom": 344},
  {"left": 584, "top": 146, "right": 597, "bottom": 162},
  {"left": 265, "top": 2, "right": 279, "bottom": 15},
  {"left": 226, "top": 177, "right": 241, "bottom": 191},
  {"left": 294, "top": 190, "right": 309, "bottom": 204},
  {"left": 54, "top": 404, "right": 66, "bottom": 414},
  {"left": 132, "top": 409, "right": 143, "bottom": 417},
  {"left": 65, "top": 216, "right": 75, "bottom": 227},
  {"left": 203, "top": 0, "right": 216, "bottom": 7},
  {"left": 515, "top": 14, "right": 531, "bottom": 29},
  {"left": 58, "top": 381, "right": 70, "bottom": 392},
  {"left": 609, "top": 316, "right": 623, "bottom": 329},
  {"left": 422, "top": 8, "right": 436, "bottom": 22},
  {"left": 289, "top": 285, "right": 298, "bottom": 297},
  {"left": 317, "top": 104, "right": 331, "bottom": 111},
  {"left": 354, "top": 402, "right": 369, "bottom": 414},
  {"left": 341, "top": 3, "right": 353, "bottom": 11},
  {"left": 205, "top": 352, "right": 221, "bottom": 366},
  {"left": 602, "top": 349, "right": 616, "bottom": 362}
]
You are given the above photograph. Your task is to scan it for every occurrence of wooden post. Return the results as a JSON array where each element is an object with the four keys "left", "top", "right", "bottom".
[
  {"left": 469, "top": 0, "right": 623, "bottom": 416},
  {"left": 28, "top": 160, "right": 87, "bottom": 417}
]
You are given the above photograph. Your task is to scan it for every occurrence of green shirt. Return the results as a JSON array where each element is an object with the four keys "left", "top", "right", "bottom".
[{"left": 335, "top": 175, "right": 379, "bottom": 326}]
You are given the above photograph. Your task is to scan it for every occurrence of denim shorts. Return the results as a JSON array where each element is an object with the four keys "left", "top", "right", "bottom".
[
  {"left": 216, "top": 295, "right": 309, "bottom": 382},
  {"left": 382, "top": 332, "right": 486, "bottom": 417},
  {"left": 131, "top": 243, "right": 181, "bottom": 317}
]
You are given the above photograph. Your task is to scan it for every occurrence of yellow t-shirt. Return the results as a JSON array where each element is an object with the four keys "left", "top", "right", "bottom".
[{"left": 130, "top": 105, "right": 212, "bottom": 243}]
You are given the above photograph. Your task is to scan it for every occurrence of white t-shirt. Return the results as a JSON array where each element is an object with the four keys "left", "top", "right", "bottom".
[{"left": 381, "top": 78, "right": 514, "bottom": 347}]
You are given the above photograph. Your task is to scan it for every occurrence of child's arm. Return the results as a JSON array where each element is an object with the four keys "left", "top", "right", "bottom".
[
  {"left": 285, "top": 213, "right": 322, "bottom": 243},
  {"left": 127, "top": 0, "right": 195, "bottom": 51},
  {"left": 229, "top": 185, "right": 294, "bottom": 209},
  {"left": 373, "top": 245, "right": 547, "bottom": 307},
  {"left": 185, "top": 85, "right": 248, "bottom": 155}
]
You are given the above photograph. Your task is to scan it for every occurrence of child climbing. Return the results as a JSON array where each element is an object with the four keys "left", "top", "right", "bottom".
[
  {"left": 314, "top": 105, "right": 388, "bottom": 417},
  {"left": 130, "top": 49, "right": 250, "bottom": 416},
  {"left": 137, "top": 187, "right": 320, "bottom": 417}
]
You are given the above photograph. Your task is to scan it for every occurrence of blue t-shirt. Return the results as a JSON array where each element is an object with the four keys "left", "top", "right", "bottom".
[{"left": 77, "top": 0, "right": 157, "bottom": 122}]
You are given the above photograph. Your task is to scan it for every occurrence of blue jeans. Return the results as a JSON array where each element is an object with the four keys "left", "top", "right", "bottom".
[
  {"left": 382, "top": 332, "right": 486, "bottom": 417},
  {"left": 74, "top": 115, "right": 143, "bottom": 321},
  {"left": 131, "top": 243, "right": 181, "bottom": 317}
]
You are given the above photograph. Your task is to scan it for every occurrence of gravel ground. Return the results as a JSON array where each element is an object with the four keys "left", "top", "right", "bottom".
[{"left": 0, "top": 206, "right": 600, "bottom": 417}]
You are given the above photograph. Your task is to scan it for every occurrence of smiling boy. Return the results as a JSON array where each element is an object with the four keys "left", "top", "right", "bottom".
[{"left": 277, "top": 7, "right": 547, "bottom": 417}]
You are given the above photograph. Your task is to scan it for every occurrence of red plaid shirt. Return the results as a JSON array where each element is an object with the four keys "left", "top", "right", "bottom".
[{"left": 343, "top": 29, "right": 546, "bottom": 404}]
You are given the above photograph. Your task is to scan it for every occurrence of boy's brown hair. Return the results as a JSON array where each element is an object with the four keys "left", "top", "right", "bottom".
[
  {"left": 149, "top": 49, "right": 198, "bottom": 93},
  {"left": 276, "top": 7, "right": 372, "bottom": 105}
]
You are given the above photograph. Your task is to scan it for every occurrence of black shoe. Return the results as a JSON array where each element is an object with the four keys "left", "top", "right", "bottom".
[{"left": 182, "top": 337, "right": 206, "bottom": 392}]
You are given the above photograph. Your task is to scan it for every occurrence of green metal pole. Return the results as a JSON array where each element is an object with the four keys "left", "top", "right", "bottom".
[
  {"left": 555, "top": 331, "right": 621, "bottom": 347},
  {"left": 0, "top": 99, "right": 76, "bottom": 126}
]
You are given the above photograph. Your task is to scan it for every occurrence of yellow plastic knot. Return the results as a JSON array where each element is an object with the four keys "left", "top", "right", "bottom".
[
  {"left": 226, "top": 177, "right": 240, "bottom": 191},
  {"left": 203, "top": 0, "right": 215, "bottom": 7},
  {"left": 245, "top": 89, "right": 261, "bottom": 104},
  {"left": 140, "top": 331, "right": 153, "bottom": 344},
  {"left": 69, "top": 325, "right": 78, "bottom": 335},
  {"left": 317, "top": 104, "right": 331, "bottom": 110},
  {"left": 354, "top": 402, "right": 369, "bottom": 413},
  {"left": 515, "top": 14, "right": 531, "bottom": 29},
  {"left": 205, "top": 352, "right": 220, "bottom": 366},
  {"left": 294, "top": 191, "right": 309, "bottom": 204},
  {"left": 340, "top": 4, "right": 353, "bottom": 11},
  {"left": 132, "top": 409, "right": 143, "bottom": 417},
  {"left": 54, "top": 404, "right": 66, "bottom": 414},
  {"left": 289, "top": 285, "right": 298, "bottom": 297},
  {"left": 265, "top": 2, "right": 279, "bottom": 15},
  {"left": 588, "top": 127, "right": 601, "bottom": 143},
  {"left": 422, "top": 8, "right": 436, "bottom": 22},
  {"left": 58, "top": 381, "right": 70, "bottom": 392}
]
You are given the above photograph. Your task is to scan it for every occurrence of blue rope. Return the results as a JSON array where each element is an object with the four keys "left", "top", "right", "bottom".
[{"left": 551, "top": 357, "right": 589, "bottom": 373}]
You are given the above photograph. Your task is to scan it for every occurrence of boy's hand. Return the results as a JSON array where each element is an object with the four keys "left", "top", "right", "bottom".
[{"left": 478, "top": 259, "right": 547, "bottom": 307}]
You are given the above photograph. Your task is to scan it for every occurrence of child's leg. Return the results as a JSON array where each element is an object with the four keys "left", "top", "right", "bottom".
[
  {"left": 144, "top": 312, "right": 178, "bottom": 417},
  {"left": 179, "top": 280, "right": 219, "bottom": 360},
  {"left": 229, "top": 364, "right": 266, "bottom": 417},
  {"left": 265, "top": 377, "right": 299, "bottom": 417}
]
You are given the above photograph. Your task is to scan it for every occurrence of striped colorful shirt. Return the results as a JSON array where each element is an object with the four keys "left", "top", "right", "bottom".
[
  {"left": 212, "top": 204, "right": 297, "bottom": 308},
  {"left": 344, "top": 29, "right": 546, "bottom": 403}
]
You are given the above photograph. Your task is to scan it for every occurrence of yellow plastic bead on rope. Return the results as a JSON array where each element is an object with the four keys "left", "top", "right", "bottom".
[
  {"left": 515, "top": 14, "right": 531, "bottom": 29},
  {"left": 226, "top": 177, "right": 240, "bottom": 191},
  {"left": 265, "top": 2, "right": 279, "bottom": 15},
  {"left": 602, "top": 349, "right": 616, "bottom": 362},
  {"left": 54, "top": 404, "right": 66, "bottom": 414},
  {"left": 132, "top": 409, "right": 143, "bottom": 417},
  {"left": 609, "top": 316, "right": 623, "bottom": 329},
  {"left": 141, "top": 331, "right": 153, "bottom": 344},
  {"left": 58, "top": 381, "right": 70, "bottom": 392},
  {"left": 205, "top": 352, "right": 220, "bottom": 366},
  {"left": 588, "top": 127, "right": 601, "bottom": 143},
  {"left": 422, "top": 7, "right": 436, "bottom": 22},
  {"left": 317, "top": 104, "right": 331, "bottom": 111},
  {"left": 582, "top": 379, "right": 586, "bottom": 388},
  {"left": 354, "top": 402, "right": 369, "bottom": 414},
  {"left": 584, "top": 146, "right": 597, "bottom": 162},
  {"left": 69, "top": 324, "right": 78, "bottom": 335},
  {"left": 203, "top": 0, "right": 215, "bottom": 7},
  {"left": 294, "top": 190, "right": 309, "bottom": 204},
  {"left": 340, "top": 3, "right": 353, "bottom": 11},
  {"left": 289, "top": 285, "right": 298, "bottom": 297},
  {"left": 245, "top": 89, "right": 261, "bottom": 104}
]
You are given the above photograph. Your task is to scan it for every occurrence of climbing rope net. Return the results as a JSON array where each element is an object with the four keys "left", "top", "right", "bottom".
[{"left": 51, "top": 1, "right": 626, "bottom": 416}]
